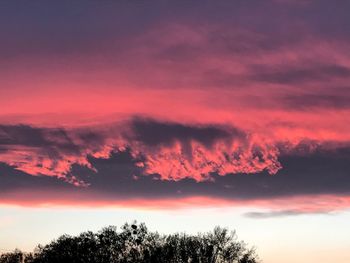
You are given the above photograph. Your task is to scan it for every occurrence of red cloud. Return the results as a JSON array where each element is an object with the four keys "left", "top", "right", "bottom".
[
  {"left": 1, "top": 190, "right": 350, "bottom": 215},
  {"left": 0, "top": 120, "right": 286, "bottom": 183},
  {"left": 1, "top": 118, "right": 350, "bottom": 184}
]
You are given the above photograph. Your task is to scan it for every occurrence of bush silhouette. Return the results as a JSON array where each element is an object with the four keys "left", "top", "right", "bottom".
[{"left": 1, "top": 222, "right": 259, "bottom": 263}]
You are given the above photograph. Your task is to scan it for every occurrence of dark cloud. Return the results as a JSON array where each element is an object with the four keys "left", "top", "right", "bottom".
[
  {"left": 0, "top": 124, "right": 80, "bottom": 154},
  {"left": 195, "top": 62, "right": 350, "bottom": 92},
  {"left": 1, "top": 121, "right": 350, "bottom": 196},
  {"left": 0, "top": 124, "right": 52, "bottom": 147},
  {"left": 0, "top": 124, "right": 106, "bottom": 156},
  {"left": 0, "top": 124, "right": 109, "bottom": 185},
  {"left": 0, "top": 120, "right": 252, "bottom": 182},
  {"left": 2, "top": 0, "right": 350, "bottom": 59},
  {"left": 281, "top": 93, "right": 350, "bottom": 110},
  {"left": 1, "top": 144, "right": 350, "bottom": 202},
  {"left": 129, "top": 118, "right": 243, "bottom": 148},
  {"left": 250, "top": 64, "right": 350, "bottom": 85},
  {"left": 0, "top": 162, "right": 74, "bottom": 193}
]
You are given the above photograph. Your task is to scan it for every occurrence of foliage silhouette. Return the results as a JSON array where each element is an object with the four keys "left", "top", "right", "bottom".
[{"left": 0, "top": 222, "right": 259, "bottom": 263}]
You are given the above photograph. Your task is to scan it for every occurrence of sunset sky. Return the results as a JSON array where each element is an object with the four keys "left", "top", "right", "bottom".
[{"left": 1, "top": 1, "right": 350, "bottom": 262}]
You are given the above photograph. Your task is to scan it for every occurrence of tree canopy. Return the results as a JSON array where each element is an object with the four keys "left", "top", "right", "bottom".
[{"left": 0, "top": 222, "right": 259, "bottom": 263}]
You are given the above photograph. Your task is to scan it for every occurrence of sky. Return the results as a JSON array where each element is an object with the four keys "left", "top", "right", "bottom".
[{"left": 0, "top": 1, "right": 350, "bottom": 262}]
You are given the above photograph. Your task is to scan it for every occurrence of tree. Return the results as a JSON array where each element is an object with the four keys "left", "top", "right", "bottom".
[
  {"left": 0, "top": 249, "right": 33, "bottom": 263},
  {"left": 0, "top": 222, "right": 259, "bottom": 263}
]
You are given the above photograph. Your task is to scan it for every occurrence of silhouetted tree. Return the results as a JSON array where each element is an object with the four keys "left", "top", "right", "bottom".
[
  {"left": 0, "top": 249, "right": 34, "bottom": 263},
  {"left": 0, "top": 222, "right": 259, "bottom": 263}
]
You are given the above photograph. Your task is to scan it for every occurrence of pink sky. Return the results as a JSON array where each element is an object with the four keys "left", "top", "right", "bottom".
[{"left": 1, "top": 1, "right": 350, "bottom": 261}]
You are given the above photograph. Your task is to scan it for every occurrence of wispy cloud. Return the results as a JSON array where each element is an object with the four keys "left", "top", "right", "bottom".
[{"left": 243, "top": 210, "right": 331, "bottom": 219}]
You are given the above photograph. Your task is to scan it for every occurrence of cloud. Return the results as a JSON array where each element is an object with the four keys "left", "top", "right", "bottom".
[
  {"left": 1, "top": 143, "right": 350, "bottom": 212},
  {"left": 0, "top": 124, "right": 109, "bottom": 185},
  {"left": 126, "top": 118, "right": 281, "bottom": 181},
  {"left": 249, "top": 64, "right": 350, "bottom": 85},
  {"left": 2, "top": 118, "right": 350, "bottom": 185},
  {"left": 0, "top": 124, "right": 79, "bottom": 152},
  {"left": 129, "top": 118, "right": 239, "bottom": 147},
  {"left": 281, "top": 93, "right": 350, "bottom": 110},
  {"left": 1, "top": 0, "right": 350, "bottom": 212},
  {"left": 243, "top": 209, "right": 330, "bottom": 219},
  {"left": 0, "top": 119, "right": 286, "bottom": 183}
]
